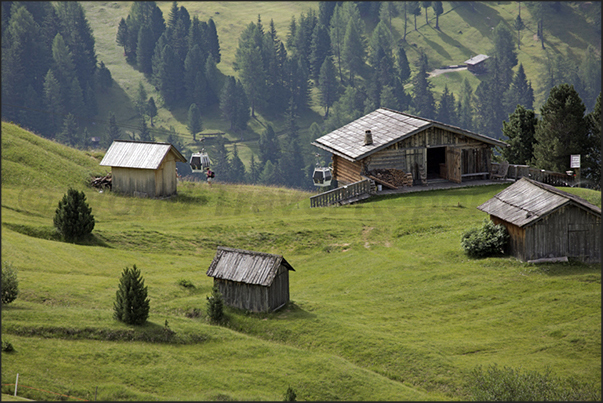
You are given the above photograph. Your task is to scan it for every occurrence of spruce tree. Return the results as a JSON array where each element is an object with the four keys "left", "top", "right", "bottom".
[
  {"left": 411, "top": 57, "right": 435, "bottom": 119},
  {"left": 54, "top": 188, "right": 95, "bottom": 242},
  {"left": 584, "top": 93, "right": 601, "bottom": 187},
  {"left": 309, "top": 23, "right": 331, "bottom": 82},
  {"left": 318, "top": 56, "right": 338, "bottom": 117},
  {"left": 137, "top": 24, "right": 154, "bottom": 75},
  {"left": 138, "top": 117, "right": 153, "bottom": 142},
  {"left": 229, "top": 144, "right": 247, "bottom": 183},
  {"left": 187, "top": 103, "right": 202, "bottom": 141},
  {"left": 206, "top": 18, "right": 221, "bottom": 64},
  {"left": 258, "top": 124, "right": 281, "bottom": 165},
  {"left": 206, "top": 286, "right": 224, "bottom": 323},
  {"left": 341, "top": 18, "right": 365, "bottom": 86},
  {"left": 135, "top": 81, "right": 147, "bottom": 117},
  {"left": 57, "top": 113, "right": 79, "bottom": 146},
  {"left": 147, "top": 97, "right": 157, "bottom": 127},
  {"left": 1, "top": 261, "right": 19, "bottom": 305},
  {"left": 503, "top": 64, "right": 534, "bottom": 116},
  {"left": 433, "top": 1, "right": 443, "bottom": 30},
  {"left": 501, "top": 105, "right": 537, "bottom": 165},
  {"left": 106, "top": 111, "right": 122, "bottom": 146},
  {"left": 436, "top": 85, "right": 456, "bottom": 125},
  {"left": 533, "top": 83, "right": 588, "bottom": 172},
  {"left": 114, "top": 265, "right": 150, "bottom": 326}
]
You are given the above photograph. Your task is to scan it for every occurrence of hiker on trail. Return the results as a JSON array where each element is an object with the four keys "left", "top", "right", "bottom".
[{"left": 206, "top": 167, "right": 215, "bottom": 186}]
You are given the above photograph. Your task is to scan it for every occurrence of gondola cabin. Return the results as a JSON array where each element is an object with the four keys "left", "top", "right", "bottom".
[
  {"left": 190, "top": 150, "right": 211, "bottom": 173},
  {"left": 313, "top": 166, "right": 332, "bottom": 187}
]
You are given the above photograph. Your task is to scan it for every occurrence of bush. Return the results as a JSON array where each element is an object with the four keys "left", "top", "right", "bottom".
[
  {"left": 469, "top": 364, "right": 601, "bottom": 401},
  {"left": 283, "top": 386, "right": 297, "bottom": 401},
  {"left": 53, "top": 188, "right": 95, "bottom": 242},
  {"left": 461, "top": 219, "right": 509, "bottom": 258},
  {"left": 206, "top": 286, "right": 224, "bottom": 323},
  {"left": 2, "top": 340, "right": 15, "bottom": 353},
  {"left": 113, "top": 265, "right": 150, "bottom": 325},
  {"left": 177, "top": 279, "right": 195, "bottom": 288},
  {"left": 1, "top": 261, "right": 19, "bottom": 304}
]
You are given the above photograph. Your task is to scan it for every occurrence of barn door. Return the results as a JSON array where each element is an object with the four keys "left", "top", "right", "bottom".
[{"left": 446, "top": 147, "right": 462, "bottom": 183}]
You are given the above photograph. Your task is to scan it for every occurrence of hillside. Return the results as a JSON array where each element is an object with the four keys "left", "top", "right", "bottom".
[
  {"left": 80, "top": 1, "right": 600, "bottom": 169},
  {"left": 1, "top": 123, "right": 600, "bottom": 401}
]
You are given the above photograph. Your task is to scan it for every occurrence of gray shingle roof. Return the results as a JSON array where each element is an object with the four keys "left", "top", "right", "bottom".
[
  {"left": 477, "top": 177, "right": 601, "bottom": 227},
  {"left": 206, "top": 247, "right": 295, "bottom": 287},
  {"left": 465, "top": 54, "right": 489, "bottom": 65},
  {"left": 311, "top": 108, "right": 506, "bottom": 161},
  {"left": 100, "top": 140, "right": 186, "bottom": 169}
]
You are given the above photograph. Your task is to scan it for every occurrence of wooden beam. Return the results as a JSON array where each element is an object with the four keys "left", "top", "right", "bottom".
[{"left": 367, "top": 175, "right": 398, "bottom": 189}]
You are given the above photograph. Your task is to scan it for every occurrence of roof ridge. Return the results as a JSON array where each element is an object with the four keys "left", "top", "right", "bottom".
[{"left": 521, "top": 178, "right": 601, "bottom": 214}]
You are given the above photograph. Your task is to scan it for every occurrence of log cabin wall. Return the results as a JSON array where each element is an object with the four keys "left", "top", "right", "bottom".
[
  {"left": 113, "top": 167, "right": 156, "bottom": 197},
  {"left": 333, "top": 155, "right": 364, "bottom": 185},
  {"left": 524, "top": 205, "right": 601, "bottom": 262},
  {"left": 491, "top": 215, "right": 526, "bottom": 260}
]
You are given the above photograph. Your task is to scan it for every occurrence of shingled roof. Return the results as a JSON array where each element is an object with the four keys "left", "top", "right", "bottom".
[
  {"left": 206, "top": 247, "right": 295, "bottom": 287},
  {"left": 311, "top": 108, "right": 507, "bottom": 162},
  {"left": 477, "top": 177, "right": 601, "bottom": 227},
  {"left": 100, "top": 140, "right": 186, "bottom": 169}
]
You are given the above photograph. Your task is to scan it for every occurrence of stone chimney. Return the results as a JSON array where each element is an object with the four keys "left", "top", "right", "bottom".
[{"left": 364, "top": 129, "right": 373, "bottom": 146}]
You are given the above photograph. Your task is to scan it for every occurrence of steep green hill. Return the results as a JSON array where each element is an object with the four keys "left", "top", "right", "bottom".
[{"left": 2, "top": 124, "right": 600, "bottom": 401}]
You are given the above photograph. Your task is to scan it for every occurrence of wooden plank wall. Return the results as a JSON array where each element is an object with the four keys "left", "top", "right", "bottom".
[
  {"left": 461, "top": 146, "right": 490, "bottom": 174},
  {"left": 333, "top": 155, "right": 363, "bottom": 184},
  {"left": 113, "top": 167, "right": 156, "bottom": 197},
  {"left": 215, "top": 279, "right": 269, "bottom": 312},
  {"left": 267, "top": 265, "right": 290, "bottom": 311},
  {"left": 491, "top": 216, "right": 526, "bottom": 260},
  {"left": 525, "top": 205, "right": 601, "bottom": 262}
]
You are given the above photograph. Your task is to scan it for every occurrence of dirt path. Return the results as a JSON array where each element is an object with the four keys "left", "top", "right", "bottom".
[{"left": 428, "top": 66, "right": 468, "bottom": 78}]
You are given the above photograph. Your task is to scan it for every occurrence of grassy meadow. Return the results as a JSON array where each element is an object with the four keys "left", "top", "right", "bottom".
[
  {"left": 1, "top": 122, "right": 601, "bottom": 400},
  {"left": 78, "top": 1, "right": 600, "bottom": 170}
]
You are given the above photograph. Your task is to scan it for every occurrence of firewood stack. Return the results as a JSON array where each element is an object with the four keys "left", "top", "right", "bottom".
[
  {"left": 91, "top": 174, "right": 112, "bottom": 190},
  {"left": 368, "top": 168, "right": 413, "bottom": 187}
]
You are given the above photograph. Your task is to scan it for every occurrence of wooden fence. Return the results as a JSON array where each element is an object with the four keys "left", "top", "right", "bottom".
[
  {"left": 310, "top": 178, "right": 373, "bottom": 208},
  {"left": 492, "top": 163, "right": 576, "bottom": 187}
]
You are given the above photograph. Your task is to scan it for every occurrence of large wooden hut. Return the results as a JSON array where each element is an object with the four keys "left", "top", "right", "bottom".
[
  {"left": 312, "top": 108, "right": 507, "bottom": 186},
  {"left": 100, "top": 140, "right": 186, "bottom": 198},
  {"left": 464, "top": 54, "right": 489, "bottom": 74},
  {"left": 478, "top": 178, "right": 601, "bottom": 262},
  {"left": 206, "top": 247, "right": 295, "bottom": 312}
]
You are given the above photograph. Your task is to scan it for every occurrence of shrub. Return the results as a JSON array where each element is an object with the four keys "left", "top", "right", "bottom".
[
  {"left": 53, "top": 188, "right": 95, "bottom": 242},
  {"left": 469, "top": 364, "right": 601, "bottom": 401},
  {"left": 2, "top": 340, "right": 15, "bottom": 353},
  {"left": 461, "top": 219, "right": 509, "bottom": 258},
  {"left": 206, "top": 286, "right": 224, "bottom": 323},
  {"left": 113, "top": 265, "right": 150, "bottom": 325},
  {"left": 1, "top": 261, "right": 19, "bottom": 304},
  {"left": 177, "top": 279, "right": 195, "bottom": 288},
  {"left": 283, "top": 386, "right": 296, "bottom": 401}
]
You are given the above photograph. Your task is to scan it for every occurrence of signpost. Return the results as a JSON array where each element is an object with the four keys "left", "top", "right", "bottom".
[{"left": 570, "top": 155, "right": 580, "bottom": 187}]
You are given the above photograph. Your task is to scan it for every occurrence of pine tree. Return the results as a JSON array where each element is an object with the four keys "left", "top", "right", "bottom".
[
  {"left": 137, "top": 24, "right": 154, "bottom": 74},
  {"left": 329, "top": 5, "right": 346, "bottom": 83},
  {"left": 138, "top": 117, "right": 153, "bottom": 142},
  {"left": 43, "top": 69, "right": 63, "bottom": 138},
  {"left": 432, "top": 1, "right": 443, "bottom": 30},
  {"left": 206, "top": 286, "right": 224, "bottom": 323},
  {"left": 380, "top": 85, "right": 398, "bottom": 110},
  {"left": 96, "top": 61, "right": 113, "bottom": 91},
  {"left": 458, "top": 78, "right": 474, "bottom": 131},
  {"left": 135, "top": 81, "right": 147, "bottom": 117},
  {"left": 309, "top": 23, "right": 331, "bottom": 82},
  {"left": 147, "top": 97, "right": 157, "bottom": 127},
  {"left": 259, "top": 160, "right": 276, "bottom": 185},
  {"left": 436, "top": 85, "right": 456, "bottom": 125},
  {"left": 369, "top": 21, "right": 394, "bottom": 69},
  {"left": 229, "top": 144, "right": 247, "bottom": 183},
  {"left": 113, "top": 265, "right": 150, "bottom": 326},
  {"left": 206, "top": 18, "right": 221, "bottom": 64},
  {"left": 211, "top": 136, "right": 232, "bottom": 182},
  {"left": 341, "top": 18, "right": 365, "bottom": 86},
  {"left": 1, "top": 261, "right": 19, "bottom": 305},
  {"left": 503, "top": 64, "right": 534, "bottom": 116},
  {"left": 204, "top": 53, "right": 220, "bottom": 104},
  {"left": 57, "top": 113, "right": 79, "bottom": 146},
  {"left": 533, "top": 83, "right": 588, "bottom": 172},
  {"left": 105, "top": 111, "right": 122, "bottom": 146},
  {"left": 187, "top": 103, "right": 202, "bottom": 141},
  {"left": 411, "top": 57, "right": 435, "bottom": 119},
  {"left": 158, "top": 44, "right": 183, "bottom": 107},
  {"left": 247, "top": 154, "right": 261, "bottom": 184},
  {"left": 422, "top": 1, "right": 432, "bottom": 24},
  {"left": 395, "top": 46, "right": 411, "bottom": 83},
  {"left": 53, "top": 188, "right": 95, "bottom": 242},
  {"left": 584, "top": 93, "right": 601, "bottom": 187},
  {"left": 578, "top": 45, "right": 601, "bottom": 112},
  {"left": 318, "top": 56, "right": 338, "bottom": 117},
  {"left": 258, "top": 124, "right": 281, "bottom": 165},
  {"left": 501, "top": 105, "right": 537, "bottom": 165},
  {"left": 184, "top": 45, "right": 204, "bottom": 104}
]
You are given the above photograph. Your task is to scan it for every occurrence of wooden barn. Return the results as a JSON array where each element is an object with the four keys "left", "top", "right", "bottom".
[
  {"left": 477, "top": 178, "right": 601, "bottom": 262},
  {"left": 206, "top": 247, "right": 295, "bottom": 313},
  {"left": 312, "top": 108, "right": 507, "bottom": 187},
  {"left": 464, "top": 54, "right": 489, "bottom": 74},
  {"left": 100, "top": 140, "right": 186, "bottom": 198}
]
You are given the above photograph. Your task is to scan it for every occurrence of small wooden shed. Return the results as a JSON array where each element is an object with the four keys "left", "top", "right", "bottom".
[
  {"left": 477, "top": 178, "right": 601, "bottom": 262},
  {"left": 100, "top": 140, "right": 186, "bottom": 198},
  {"left": 464, "top": 54, "right": 489, "bottom": 74},
  {"left": 312, "top": 108, "right": 507, "bottom": 186},
  {"left": 206, "top": 246, "right": 295, "bottom": 312}
]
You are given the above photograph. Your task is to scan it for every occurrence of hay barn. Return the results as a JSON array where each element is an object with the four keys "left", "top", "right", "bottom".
[
  {"left": 312, "top": 108, "right": 507, "bottom": 187},
  {"left": 477, "top": 178, "right": 601, "bottom": 262},
  {"left": 206, "top": 247, "right": 295, "bottom": 312},
  {"left": 100, "top": 140, "right": 186, "bottom": 198}
]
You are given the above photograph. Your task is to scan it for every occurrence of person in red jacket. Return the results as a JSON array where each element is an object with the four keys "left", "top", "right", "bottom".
[{"left": 205, "top": 167, "right": 215, "bottom": 187}]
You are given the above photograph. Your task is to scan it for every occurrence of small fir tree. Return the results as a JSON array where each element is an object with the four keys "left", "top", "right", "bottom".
[
  {"left": 53, "top": 188, "right": 95, "bottom": 242},
  {"left": 206, "top": 286, "right": 224, "bottom": 323},
  {"left": 1, "top": 261, "right": 19, "bottom": 304},
  {"left": 284, "top": 386, "right": 297, "bottom": 401},
  {"left": 113, "top": 265, "right": 150, "bottom": 325}
]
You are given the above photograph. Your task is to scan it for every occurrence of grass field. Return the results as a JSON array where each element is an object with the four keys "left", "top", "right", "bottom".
[
  {"left": 79, "top": 2, "right": 600, "bottom": 170},
  {"left": 1, "top": 122, "right": 600, "bottom": 400}
]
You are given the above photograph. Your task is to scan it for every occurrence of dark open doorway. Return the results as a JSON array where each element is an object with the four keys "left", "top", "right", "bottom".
[{"left": 426, "top": 147, "right": 446, "bottom": 180}]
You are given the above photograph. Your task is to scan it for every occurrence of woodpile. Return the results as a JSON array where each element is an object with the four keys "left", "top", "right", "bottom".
[
  {"left": 91, "top": 174, "right": 112, "bottom": 190},
  {"left": 368, "top": 168, "right": 413, "bottom": 188}
]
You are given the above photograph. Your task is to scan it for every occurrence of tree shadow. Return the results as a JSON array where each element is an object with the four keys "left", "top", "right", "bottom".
[{"left": 454, "top": 2, "right": 505, "bottom": 41}]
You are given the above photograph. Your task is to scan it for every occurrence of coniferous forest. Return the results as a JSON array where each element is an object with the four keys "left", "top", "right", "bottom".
[{"left": 1, "top": 1, "right": 601, "bottom": 189}]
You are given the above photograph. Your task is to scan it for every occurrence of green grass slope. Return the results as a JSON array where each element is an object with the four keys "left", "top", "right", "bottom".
[{"left": 2, "top": 126, "right": 600, "bottom": 401}]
